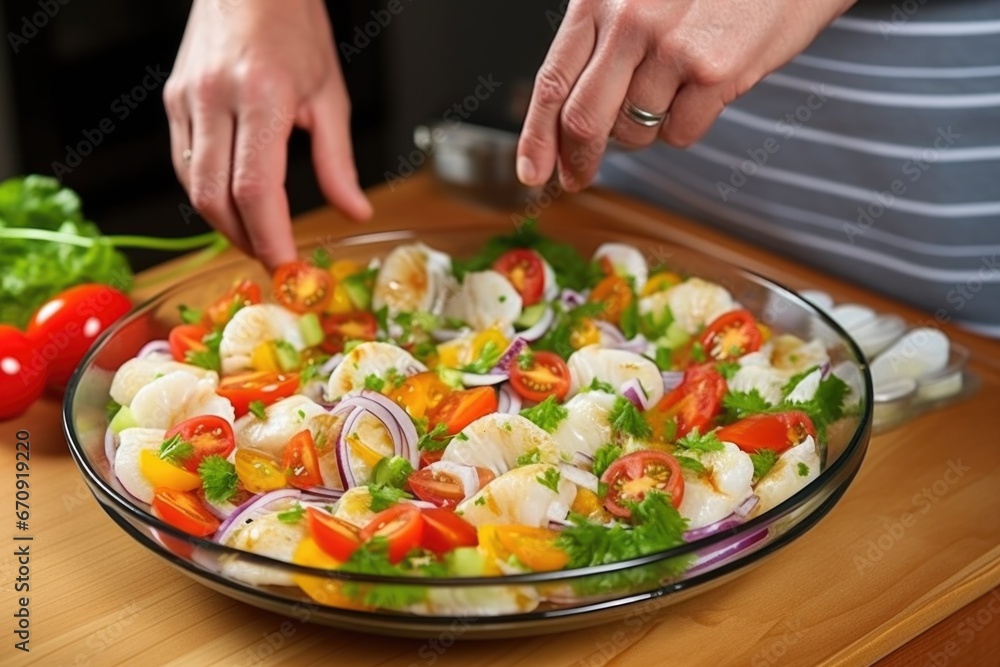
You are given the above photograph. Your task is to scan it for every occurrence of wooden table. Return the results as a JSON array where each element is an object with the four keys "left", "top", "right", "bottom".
[{"left": 3, "top": 173, "right": 998, "bottom": 666}]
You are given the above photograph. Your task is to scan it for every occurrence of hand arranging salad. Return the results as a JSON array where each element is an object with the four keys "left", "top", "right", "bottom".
[{"left": 103, "top": 223, "right": 855, "bottom": 614}]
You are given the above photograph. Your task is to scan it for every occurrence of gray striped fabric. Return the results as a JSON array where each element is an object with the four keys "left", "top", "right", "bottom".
[{"left": 597, "top": 0, "right": 1000, "bottom": 337}]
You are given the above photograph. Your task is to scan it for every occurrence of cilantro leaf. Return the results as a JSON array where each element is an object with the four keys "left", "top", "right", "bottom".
[
  {"left": 416, "top": 423, "right": 450, "bottom": 452},
  {"left": 460, "top": 340, "right": 503, "bottom": 374},
  {"left": 592, "top": 443, "right": 622, "bottom": 478},
  {"left": 535, "top": 301, "right": 605, "bottom": 359},
  {"left": 516, "top": 448, "right": 541, "bottom": 467},
  {"left": 749, "top": 449, "right": 779, "bottom": 481},
  {"left": 715, "top": 361, "right": 741, "bottom": 381},
  {"left": 721, "top": 389, "right": 771, "bottom": 422},
  {"left": 198, "top": 454, "right": 239, "bottom": 504},
  {"left": 248, "top": 400, "right": 267, "bottom": 420},
  {"left": 797, "top": 462, "right": 811, "bottom": 477},
  {"left": 675, "top": 455, "right": 707, "bottom": 474},
  {"left": 364, "top": 374, "right": 385, "bottom": 392},
  {"left": 158, "top": 434, "right": 194, "bottom": 466},
  {"left": 311, "top": 246, "right": 332, "bottom": 269},
  {"left": 368, "top": 484, "right": 413, "bottom": 512},
  {"left": 674, "top": 428, "right": 724, "bottom": 454},
  {"left": 585, "top": 377, "right": 615, "bottom": 394},
  {"left": 536, "top": 467, "right": 561, "bottom": 493},
  {"left": 608, "top": 397, "right": 652, "bottom": 440},
  {"left": 277, "top": 503, "right": 305, "bottom": 524},
  {"left": 783, "top": 373, "right": 849, "bottom": 441},
  {"left": 184, "top": 329, "right": 222, "bottom": 372},
  {"left": 780, "top": 365, "right": 821, "bottom": 401},
  {"left": 520, "top": 396, "right": 569, "bottom": 433}
]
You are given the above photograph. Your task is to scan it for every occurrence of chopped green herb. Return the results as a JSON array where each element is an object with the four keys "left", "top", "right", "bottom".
[
  {"left": 536, "top": 467, "right": 561, "bottom": 493},
  {"left": 248, "top": 400, "right": 267, "bottom": 420},
  {"left": 585, "top": 378, "right": 615, "bottom": 394},
  {"left": 460, "top": 340, "right": 503, "bottom": 374},
  {"left": 178, "top": 304, "right": 203, "bottom": 325},
  {"left": 675, "top": 455, "right": 707, "bottom": 474},
  {"left": 368, "top": 484, "right": 413, "bottom": 512},
  {"left": 277, "top": 503, "right": 306, "bottom": 524},
  {"left": 385, "top": 367, "right": 407, "bottom": 389},
  {"left": 535, "top": 301, "right": 606, "bottom": 359},
  {"left": 797, "top": 462, "right": 810, "bottom": 477},
  {"left": 184, "top": 329, "right": 222, "bottom": 372},
  {"left": 619, "top": 285, "right": 640, "bottom": 340},
  {"left": 371, "top": 456, "right": 414, "bottom": 488},
  {"left": 592, "top": 443, "right": 622, "bottom": 478},
  {"left": 516, "top": 448, "right": 541, "bottom": 467},
  {"left": 198, "top": 455, "right": 239, "bottom": 504},
  {"left": 749, "top": 449, "right": 779, "bottom": 480},
  {"left": 721, "top": 389, "right": 772, "bottom": 422},
  {"left": 298, "top": 358, "right": 327, "bottom": 385},
  {"left": 339, "top": 538, "right": 441, "bottom": 608},
  {"left": 474, "top": 496, "right": 486, "bottom": 506},
  {"left": 715, "top": 361, "right": 741, "bottom": 381},
  {"left": 297, "top": 409, "right": 306, "bottom": 419},
  {"left": 499, "top": 295, "right": 507, "bottom": 303},
  {"left": 364, "top": 374, "right": 386, "bottom": 392},
  {"left": 344, "top": 339, "right": 364, "bottom": 354},
  {"left": 416, "top": 423, "right": 450, "bottom": 452},
  {"left": 674, "top": 428, "right": 724, "bottom": 454},
  {"left": 455, "top": 432, "right": 469, "bottom": 442},
  {"left": 608, "top": 397, "right": 652, "bottom": 440},
  {"left": 520, "top": 396, "right": 569, "bottom": 433},
  {"left": 690, "top": 341, "right": 707, "bottom": 364},
  {"left": 517, "top": 350, "right": 536, "bottom": 371},
  {"left": 653, "top": 346, "right": 673, "bottom": 371},
  {"left": 158, "top": 434, "right": 193, "bottom": 466}
]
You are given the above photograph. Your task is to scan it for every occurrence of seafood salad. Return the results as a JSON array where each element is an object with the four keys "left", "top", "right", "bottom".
[{"left": 104, "top": 224, "right": 854, "bottom": 613}]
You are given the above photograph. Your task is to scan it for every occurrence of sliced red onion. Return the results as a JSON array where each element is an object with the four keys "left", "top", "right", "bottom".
[
  {"left": 431, "top": 327, "right": 469, "bottom": 342},
  {"left": 683, "top": 514, "right": 745, "bottom": 542},
  {"left": 661, "top": 371, "right": 684, "bottom": 391},
  {"left": 621, "top": 378, "right": 653, "bottom": 411},
  {"left": 517, "top": 306, "right": 554, "bottom": 342},
  {"left": 684, "top": 527, "right": 769, "bottom": 578},
  {"left": 300, "top": 380, "right": 330, "bottom": 406},
  {"left": 547, "top": 518, "right": 573, "bottom": 531},
  {"left": 214, "top": 488, "right": 302, "bottom": 545},
  {"left": 497, "top": 383, "right": 522, "bottom": 414},
  {"left": 357, "top": 390, "right": 419, "bottom": 466},
  {"left": 558, "top": 463, "right": 599, "bottom": 494},
  {"left": 104, "top": 426, "right": 117, "bottom": 472},
  {"left": 137, "top": 339, "right": 171, "bottom": 359},
  {"left": 733, "top": 494, "right": 760, "bottom": 518},
  {"left": 559, "top": 289, "right": 587, "bottom": 308},
  {"left": 202, "top": 496, "right": 239, "bottom": 520},
  {"left": 571, "top": 451, "right": 594, "bottom": 468},
  {"left": 423, "top": 461, "right": 481, "bottom": 499},
  {"left": 460, "top": 372, "right": 509, "bottom": 387},
  {"left": 318, "top": 353, "right": 345, "bottom": 376},
  {"left": 302, "top": 487, "right": 345, "bottom": 501},
  {"left": 403, "top": 498, "right": 439, "bottom": 510},
  {"left": 491, "top": 336, "right": 530, "bottom": 374},
  {"left": 594, "top": 320, "right": 626, "bottom": 344},
  {"left": 333, "top": 391, "right": 420, "bottom": 489}
]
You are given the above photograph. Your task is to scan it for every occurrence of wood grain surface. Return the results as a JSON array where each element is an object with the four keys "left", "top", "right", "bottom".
[{"left": 1, "top": 173, "right": 998, "bottom": 666}]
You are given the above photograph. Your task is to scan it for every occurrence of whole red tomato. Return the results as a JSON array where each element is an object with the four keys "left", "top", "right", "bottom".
[
  {"left": 26, "top": 284, "right": 132, "bottom": 391},
  {"left": 0, "top": 326, "right": 47, "bottom": 421}
]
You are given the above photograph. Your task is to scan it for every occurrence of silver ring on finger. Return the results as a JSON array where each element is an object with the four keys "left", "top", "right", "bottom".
[{"left": 621, "top": 98, "right": 668, "bottom": 128}]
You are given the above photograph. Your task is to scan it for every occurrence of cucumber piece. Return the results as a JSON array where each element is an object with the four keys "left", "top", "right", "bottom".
[
  {"left": 109, "top": 405, "right": 138, "bottom": 435},
  {"left": 664, "top": 321, "right": 691, "bottom": 349},
  {"left": 436, "top": 366, "right": 464, "bottom": 390},
  {"left": 274, "top": 340, "right": 301, "bottom": 372},
  {"left": 447, "top": 547, "right": 488, "bottom": 576},
  {"left": 298, "top": 312, "right": 324, "bottom": 347},
  {"left": 515, "top": 303, "right": 548, "bottom": 329},
  {"left": 342, "top": 273, "right": 373, "bottom": 311}
]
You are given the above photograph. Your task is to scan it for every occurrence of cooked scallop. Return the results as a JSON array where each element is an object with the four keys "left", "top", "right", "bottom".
[
  {"left": 550, "top": 390, "right": 617, "bottom": 461},
  {"left": 341, "top": 409, "right": 397, "bottom": 485},
  {"left": 750, "top": 436, "right": 821, "bottom": 517},
  {"left": 443, "top": 270, "right": 523, "bottom": 335},
  {"left": 677, "top": 442, "right": 755, "bottom": 530},
  {"left": 726, "top": 364, "right": 785, "bottom": 406},
  {"left": 326, "top": 341, "right": 426, "bottom": 401},
  {"left": 221, "top": 509, "right": 308, "bottom": 587},
  {"left": 129, "top": 370, "right": 235, "bottom": 429},
  {"left": 114, "top": 427, "right": 167, "bottom": 503},
  {"left": 566, "top": 345, "right": 663, "bottom": 405},
  {"left": 662, "top": 277, "right": 736, "bottom": 335},
  {"left": 442, "top": 414, "right": 560, "bottom": 477},
  {"left": 332, "top": 486, "right": 377, "bottom": 528},
  {"left": 372, "top": 242, "right": 454, "bottom": 315},
  {"left": 770, "top": 334, "right": 830, "bottom": 375},
  {"left": 219, "top": 304, "right": 305, "bottom": 375},
  {"left": 233, "top": 395, "right": 328, "bottom": 458},
  {"left": 109, "top": 353, "right": 216, "bottom": 407},
  {"left": 593, "top": 243, "right": 648, "bottom": 293},
  {"left": 455, "top": 463, "right": 575, "bottom": 528}
]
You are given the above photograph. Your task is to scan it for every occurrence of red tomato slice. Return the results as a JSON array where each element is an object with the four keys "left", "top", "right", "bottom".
[
  {"left": 273, "top": 260, "right": 333, "bottom": 314},
  {"left": 653, "top": 364, "right": 727, "bottom": 439},
  {"left": 164, "top": 415, "right": 236, "bottom": 473},
  {"left": 216, "top": 371, "right": 300, "bottom": 417},
  {"left": 26, "top": 284, "right": 132, "bottom": 390},
  {"left": 601, "top": 451, "right": 684, "bottom": 517},
  {"left": 168, "top": 323, "right": 209, "bottom": 363},
  {"left": 203, "top": 279, "right": 261, "bottom": 329},
  {"left": 588, "top": 274, "right": 633, "bottom": 326},
  {"left": 282, "top": 430, "right": 323, "bottom": 489},
  {"left": 419, "top": 508, "right": 478, "bottom": 555},
  {"left": 0, "top": 325, "right": 46, "bottom": 420},
  {"left": 509, "top": 350, "right": 571, "bottom": 402},
  {"left": 151, "top": 487, "right": 220, "bottom": 537},
  {"left": 407, "top": 466, "right": 495, "bottom": 508},
  {"left": 700, "top": 310, "right": 763, "bottom": 361},
  {"left": 358, "top": 504, "right": 424, "bottom": 563},
  {"left": 492, "top": 249, "right": 546, "bottom": 307},
  {"left": 716, "top": 411, "right": 817, "bottom": 454},
  {"left": 307, "top": 507, "right": 362, "bottom": 561},
  {"left": 320, "top": 311, "right": 377, "bottom": 355},
  {"left": 427, "top": 387, "right": 498, "bottom": 436}
]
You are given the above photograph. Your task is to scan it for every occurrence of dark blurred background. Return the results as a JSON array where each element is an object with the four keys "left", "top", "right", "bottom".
[{"left": 0, "top": 0, "right": 562, "bottom": 270}]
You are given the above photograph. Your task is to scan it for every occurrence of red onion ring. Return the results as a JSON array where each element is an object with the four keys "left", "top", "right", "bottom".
[
  {"left": 431, "top": 327, "right": 469, "bottom": 342},
  {"left": 318, "top": 353, "right": 344, "bottom": 376},
  {"left": 491, "top": 337, "right": 530, "bottom": 374},
  {"left": 684, "top": 527, "right": 769, "bottom": 578},
  {"left": 460, "top": 372, "right": 509, "bottom": 387},
  {"left": 621, "top": 378, "right": 652, "bottom": 411},
  {"left": 136, "top": 339, "right": 171, "bottom": 359},
  {"left": 661, "top": 371, "right": 684, "bottom": 392},
  {"left": 517, "top": 306, "right": 554, "bottom": 342},
  {"left": 559, "top": 289, "right": 587, "bottom": 308},
  {"left": 497, "top": 383, "right": 522, "bottom": 415},
  {"left": 214, "top": 488, "right": 302, "bottom": 544},
  {"left": 333, "top": 391, "right": 420, "bottom": 488}
]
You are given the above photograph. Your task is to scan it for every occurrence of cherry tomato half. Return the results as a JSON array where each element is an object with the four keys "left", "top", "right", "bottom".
[
  {"left": 282, "top": 430, "right": 323, "bottom": 490},
  {"left": 168, "top": 323, "right": 209, "bottom": 363},
  {"left": 407, "top": 466, "right": 495, "bottom": 508},
  {"left": 716, "top": 411, "right": 817, "bottom": 454},
  {"left": 601, "top": 451, "right": 684, "bottom": 517},
  {"left": 427, "top": 386, "right": 498, "bottom": 436},
  {"left": 509, "top": 350, "right": 570, "bottom": 402},
  {"left": 651, "top": 364, "right": 727, "bottom": 440},
  {"left": 700, "top": 310, "right": 763, "bottom": 361},
  {"left": 273, "top": 260, "right": 333, "bottom": 314},
  {"left": 307, "top": 507, "right": 362, "bottom": 561},
  {"left": 26, "top": 284, "right": 132, "bottom": 390},
  {"left": 358, "top": 504, "right": 424, "bottom": 563},
  {"left": 151, "top": 487, "right": 220, "bottom": 537},
  {"left": 320, "top": 311, "right": 377, "bottom": 355},
  {"left": 0, "top": 326, "right": 46, "bottom": 421},
  {"left": 419, "top": 508, "right": 478, "bottom": 555},
  {"left": 216, "top": 370, "right": 300, "bottom": 417},
  {"left": 203, "top": 278, "right": 261, "bottom": 329},
  {"left": 164, "top": 415, "right": 236, "bottom": 473},
  {"left": 387, "top": 371, "right": 452, "bottom": 419},
  {"left": 492, "top": 249, "right": 546, "bottom": 307},
  {"left": 588, "top": 274, "right": 633, "bottom": 326}
]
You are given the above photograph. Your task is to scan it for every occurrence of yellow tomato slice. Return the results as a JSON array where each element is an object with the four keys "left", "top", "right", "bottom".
[
  {"left": 478, "top": 525, "right": 569, "bottom": 572},
  {"left": 471, "top": 328, "right": 509, "bottom": 362},
  {"left": 291, "top": 537, "right": 367, "bottom": 609},
  {"left": 234, "top": 448, "right": 287, "bottom": 494},
  {"left": 642, "top": 272, "right": 682, "bottom": 297},
  {"left": 328, "top": 259, "right": 362, "bottom": 282},
  {"left": 139, "top": 450, "right": 201, "bottom": 491},
  {"left": 250, "top": 342, "right": 281, "bottom": 373},
  {"left": 569, "top": 318, "right": 600, "bottom": 349}
]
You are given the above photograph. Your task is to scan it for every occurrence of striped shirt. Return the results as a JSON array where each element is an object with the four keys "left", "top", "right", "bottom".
[{"left": 597, "top": 0, "right": 1000, "bottom": 337}]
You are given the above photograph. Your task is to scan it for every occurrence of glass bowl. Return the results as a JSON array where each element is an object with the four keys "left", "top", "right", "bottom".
[{"left": 63, "top": 224, "right": 872, "bottom": 639}]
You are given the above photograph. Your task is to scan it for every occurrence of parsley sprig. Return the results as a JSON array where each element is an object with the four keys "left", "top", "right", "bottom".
[
  {"left": 520, "top": 396, "right": 569, "bottom": 433},
  {"left": 608, "top": 397, "right": 652, "bottom": 440}
]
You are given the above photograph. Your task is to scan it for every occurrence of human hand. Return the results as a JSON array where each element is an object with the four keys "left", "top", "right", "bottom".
[
  {"left": 516, "top": 0, "right": 855, "bottom": 191},
  {"left": 164, "top": 0, "right": 372, "bottom": 270}
]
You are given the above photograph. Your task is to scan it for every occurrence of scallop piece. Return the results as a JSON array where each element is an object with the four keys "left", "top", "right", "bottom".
[
  {"left": 442, "top": 414, "right": 560, "bottom": 477},
  {"left": 566, "top": 345, "right": 664, "bottom": 405},
  {"left": 870, "top": 327, "right": 949, "bottom": 387},
  {"left": 443, "top": 270, "right": 523, "bottom": 335},
  {"left": 219, "top": 304, "right": 305, "bottom": 375},
  {"left": 770, "top": 335, "right": 829, "bottom": 375},
  {"left": 726, "top": 364, "right": 784, "bottom": 406},
  {"left": 593, "top": 242, "right": 648, "bottom": 293},
  {"left": 129, "top": 370, "right": 235, "bottom": 429},
  {"left": 677, "top": 442, "right": 755, "bottom": 530},
  {"left": 664, "top": 277, "right": 737, "bottom": 335},
  {"left": 550, "top": 390, "right": 617, "bottom": 461},
  {"left": 750, "top": 436, "right": 821, "bottom": 517},
  {"left": 416, "top": 585, "right": 540, "bottom": 617},
  {"left": 372, "top": 242, "right": 454, "bottom": 315},
  {"left": 109, "top": 353, "right": 216, "bottom": 407},
  {"left": 332, "top": 486, "right": 377, "bottom": 528},
  {"left": 784, "top": 367, "right": 822, "bottom": 404},
  {"left": 326, "top": 341, "right": 426, "bottom": 401},
  {"left": 114, "top": 427, "right": 168, "bottom": 503},
  {"left": 233, "top": 395, "right": 327, "bottom": 458},
  {"left": 221, "top": 509, "right": 308, "bottom": 587},
  {"left": 455, "top": 463, "right": 575, "bottom": 528},
  {"left": 342, "top": 409, "right": 397, "bottom": 485}
]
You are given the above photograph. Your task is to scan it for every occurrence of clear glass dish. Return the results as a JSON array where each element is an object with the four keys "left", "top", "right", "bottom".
[{"left": 62, "top": 224, "right": 872, "bottom": 639}]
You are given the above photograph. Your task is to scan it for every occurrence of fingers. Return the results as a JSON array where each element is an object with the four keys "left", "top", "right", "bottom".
[
  {"left": 231, "top": 86, "right": 297, "bottom": 272},
  {"left": 163, "top": 80, "right": 192, "bottom": 190},
  {"left": 659, "top": 83, "right": 728, "bottom": 148},
  {"left": 516, "top": 9, "right": 597, "bottom": 187},
  {"left": 610, "top": 56, "right": 678, "bottom": 150},
  {"left": 302, "top": 79, "right": 372, "bottom": 222}
]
